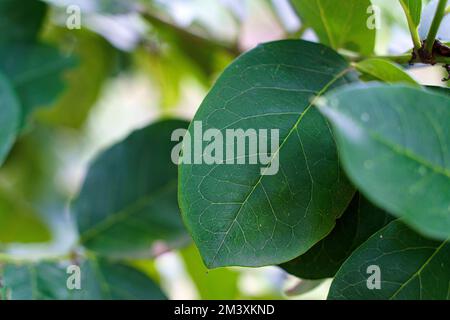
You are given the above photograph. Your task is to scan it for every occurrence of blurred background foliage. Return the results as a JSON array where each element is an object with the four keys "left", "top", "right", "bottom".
[{"left": 0, "top": 0, "right": 447, "bottom": 300}]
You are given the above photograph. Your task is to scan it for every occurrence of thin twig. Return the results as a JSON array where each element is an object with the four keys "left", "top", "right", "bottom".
[{"left": 425, "top": 0, "right": 448, "bottom": 54}]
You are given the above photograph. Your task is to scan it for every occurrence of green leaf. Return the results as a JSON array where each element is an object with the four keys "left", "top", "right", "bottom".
[
  {"left": 0, "top": 184, "right": 51, "bottom": 244},
  {"left": 73, "top": 120, "right": 190, "bottom": 258},
  {"left": 2, "top": 258, "right": 166, "bottom": 300},
  {"left": 318, "top": 84, "right": 450, "bottom": 240},
  {"left": 0, "top": 0, "right": 47, "bottom": 43},
  {"left": 328, "top": 220, "right": 450, "bottom": 300},
  {"left": 400, "top": 0, "right": 423, "bottom": 27},
  {"left": 281, "top": 193, "right": 394, "bottom": 279},
  {"left": 180, "top": 245, "right": 240, "bottom": 300},
  {"left": 354, "top": 59, "right": 419, "bottom": 86},
  {"left": 419, "top": 0, "right": 450, "bottom": 40},
  {"left": 179, "top": 40, "right": 356, "bottom": 268},
  {"left": 290, "top": 0, "right": 376, "bottom": 55},
  {"left": 0, "top": 73, "right": 20, "bottom": 166},
  {"left": 399, "top": 0, "right": 423, "bottom": 47},
  {"left": 0, "top": 43, "right": 75, "bottom": 126}
]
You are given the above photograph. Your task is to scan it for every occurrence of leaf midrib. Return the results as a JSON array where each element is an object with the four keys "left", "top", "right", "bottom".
[
  {"left": 389, "top": 239, "right": 449, "bottom": 299},
  {"left": 79, "top": 180, "right": 177, "bottom": 244},
  {"left": 208, "top": 67, "right": 352, "bottom": 267}
]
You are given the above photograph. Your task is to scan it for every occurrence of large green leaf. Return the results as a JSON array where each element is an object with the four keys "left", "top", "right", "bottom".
[
  {"left": 0, "top": 0, "right": 47, "bottom": 43},
  {"left": 281, "top": 193, "right": 394, "bottom": 279},
  {"left": 179, "top": 40, "right": 356, "bottom": 268},
  {"left": 328, "top": 220, "right": 450, "bottom": 300},
  {"left": 73, "top": 120, "right": 190, "bottom": 258},
  {"left": 354, "top": 58, "right": 419, "bottom": 86},
  {"left": 318, "top": 84, "right": 450, "bottom": 240},
  {"left": 0, "top": 43, "right": 75, "bottom": 126},
  {"left": 2, "top": 258, "right": 166, "bottom": 300},
  {"left": 290, "top": 0, "right": 376, "bottom": 55},
  {"left": 0, "top": 73, "right": 20, "bottom": 166}
]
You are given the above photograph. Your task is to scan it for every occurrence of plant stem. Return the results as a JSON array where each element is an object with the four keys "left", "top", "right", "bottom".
[
  {"left": 425, "top": 0, "right": 448, "bottom": 54},
  {"left": 399, "top": 0, "right": 423, "bottom": 50}
]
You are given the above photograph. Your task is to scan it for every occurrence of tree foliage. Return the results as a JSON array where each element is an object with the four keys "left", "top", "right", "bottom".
[{"left": 0, "top": 0, "right": 449, "bottom": 300}]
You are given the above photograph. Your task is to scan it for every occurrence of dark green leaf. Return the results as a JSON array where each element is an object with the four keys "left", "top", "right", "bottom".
[
  {"left": 354, "top": 58, "right": 419, "bottom": 86},
  {"left": 0, "top": 73, "right": 20, "bottom": 165},
  {"left": 328, "top": 220, "right": 450, "bottom": 300},
  {"left": 281, "top": 193, "right": 394, "bottom": 279},
  {"left": 0, "top": 0, "right": 47, "bottom": 43},
  {"left": 74, "top": 120, "right": 190, "bottom": 258},
  {"left": 318, "top": 84, "right": 450, "bottom": 240},
  {"left": 0, "top": 184, "right": 51, "bottom": 244},
  {"left": 2, "top": 258, "right": 166, "bottom": 300},
  {"left": 0, "top": 43, "right": 75, "bottom": 126},
  {"left": 179, "top": 40, "right": 356, "bottom": 268},
  {"left": 290, "top": 0, "right": 376, "bottom": 54}
]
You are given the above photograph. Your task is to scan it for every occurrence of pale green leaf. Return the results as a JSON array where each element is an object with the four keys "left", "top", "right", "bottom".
[
  {"left": 319, "top": 84, "right": 450, "bottom": 240},
  {"left": 2, "top": 258, "right": 166, "bottom": 300}
]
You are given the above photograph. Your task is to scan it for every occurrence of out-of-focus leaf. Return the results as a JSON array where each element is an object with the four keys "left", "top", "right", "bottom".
[
  {"left": 354, "top": 59, "right": 419, "bottom": 86},
  {"left": 285, "top": 279, "right": 325, "bottom": 297},
  {"left": 399, "top": 0, "right": 423, "bottom": 30},
  {"left": 290, "top": 0, "right": 376, "bottom": 54},
  {"left": 38, "top": 29, "right": 114, "bottom": 128},
  {"left": 328, "top": 220, "right": 450, "bottom": 300},
  {"left": 0, "top": 73, "right": 20, "bottom": 166},
  {"left": 0, "top": 0, "right": 47, "bottom": 43},
  {"left": 2, "top": 258, "right": 166, "bottom": 300},
  {"left": 0, "top": 43, "right": 75, "bottom": 126},
  {"left": 181, "top": 245, "right": 240, "bottom": 300},
  {"left": 43, "top": 0, "right": 137, "bottom": 15},
  {"left": 73, "top": 120, "right": 190, "bottom": 258},
  {"left": 143, "top": 13, "right": 237, "bottom": 77},
  {"left": 281, "top": 194, "right": 394, "bottom": 279},
  {"left": 179, "top": 40, "right": 356, "bottom": 268},
  {"left": 318, "top": 84, "right": 450, "bottom": 240},
  {"left": 0, "top": 184, "right": 51, "bottom": 244}
]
